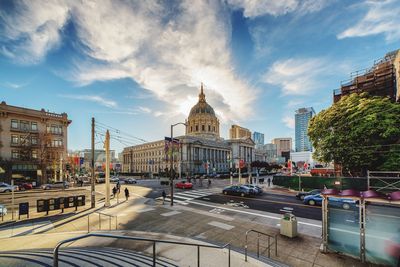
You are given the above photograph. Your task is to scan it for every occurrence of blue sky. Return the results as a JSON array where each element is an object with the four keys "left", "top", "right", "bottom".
[{"left": 1, "top": 0, "right": 399, "bottom": 154}]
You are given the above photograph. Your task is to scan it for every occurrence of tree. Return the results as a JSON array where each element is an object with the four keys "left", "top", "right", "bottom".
[{"left": 308, "top": 93, "right": 400, "bottom": 176}]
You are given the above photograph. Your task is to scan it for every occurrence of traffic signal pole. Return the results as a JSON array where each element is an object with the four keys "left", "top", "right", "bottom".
[{"left": 91, "top": 117, "right": 95, "bottom": 208}]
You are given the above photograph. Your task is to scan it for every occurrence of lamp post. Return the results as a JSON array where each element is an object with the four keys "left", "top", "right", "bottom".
[{"left": 170, "top": 122, "right": 187, "bottom": 206}]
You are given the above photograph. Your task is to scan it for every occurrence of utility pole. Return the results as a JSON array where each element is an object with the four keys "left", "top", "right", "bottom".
[
  {"left": 60, "top": 157, "right": 63, "bottom": 181},
  {"left": 170, "top": 125, "right": 174, "bottom": 206},
  {"left": 91, "top": 117, "right": 95, "bottom": 208},
  {"left": 105, "top": 130, "right": 111, "bottom": 207}
]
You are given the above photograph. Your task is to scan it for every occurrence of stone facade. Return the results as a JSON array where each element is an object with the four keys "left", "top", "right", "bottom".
[
  {"left": 122, "top": 85, "right": 255, "bottom": 176},
  {"left": 0, "top": 101, "right": 71, "bottom": 184}
]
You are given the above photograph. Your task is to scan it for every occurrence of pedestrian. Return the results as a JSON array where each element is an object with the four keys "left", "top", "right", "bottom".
[
  {"left": 116, "top": 181, "right": 121, "bottom": 193},
  {"left": 208, "top": 178, "right": 211, "bottom": 188},
  {"left": 124, "top": 187, "right": 129, "bottom": 201},
  {"left": 112, "top": 186, "right": 117, "bottom": 198},
  {"left": 267, "top": 177, "right": 271, "bottom": 187},
  {"left": 162, "top": 190, "right": 166, "bottom": 205}
]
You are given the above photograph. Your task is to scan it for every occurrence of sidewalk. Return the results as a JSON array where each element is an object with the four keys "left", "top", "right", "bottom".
[{"left": 0, "top": 192, "right": 372, "bottom": 267}]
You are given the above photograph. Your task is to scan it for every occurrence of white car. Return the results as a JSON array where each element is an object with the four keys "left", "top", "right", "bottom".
[
  {"left": 0, "top": 205, "right": 7, "bottom": 216},
  {"left": 0, "top": 183, "right": 18, "bottom": 193}
]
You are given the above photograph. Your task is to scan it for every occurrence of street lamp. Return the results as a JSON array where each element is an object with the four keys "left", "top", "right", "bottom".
[{"left": 170, "top": 122, "right": 187, "bottom": 206}]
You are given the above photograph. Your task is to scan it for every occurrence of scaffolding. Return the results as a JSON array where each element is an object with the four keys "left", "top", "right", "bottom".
[{"left": 334, "top": 50, "right": 400, "bottom": 103}]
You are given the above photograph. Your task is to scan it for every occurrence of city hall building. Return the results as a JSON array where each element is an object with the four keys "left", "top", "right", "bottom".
[{"left": 122, "top": 85, "right": 255, "bottom": 175}]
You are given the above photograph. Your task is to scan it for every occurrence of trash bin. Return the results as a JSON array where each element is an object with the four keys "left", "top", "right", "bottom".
[{"left": 280, "top": 213, "right": 298, "bottom": 238}]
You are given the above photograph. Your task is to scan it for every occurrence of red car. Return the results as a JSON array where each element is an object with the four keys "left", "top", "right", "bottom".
[
  {"left": 175, "top": 181, "right": 193, "bottom": 189},
  {"left": 18, "top": 183, "right": 33, "bottom": 191}
]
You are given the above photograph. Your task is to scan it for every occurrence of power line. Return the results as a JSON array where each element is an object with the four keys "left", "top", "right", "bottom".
[{"left": 96, "top": 121, "right": 148, "bottom": 143}]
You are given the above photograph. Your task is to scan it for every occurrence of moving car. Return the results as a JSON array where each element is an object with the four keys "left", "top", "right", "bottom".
[
  {"left": 41, "top": 181, "right": 69, "bottom": 190},
  {"left": 222, "top": 185, "right": 251, "bottom": 197},
  {"left": 0, "top": 205, "right": 7, "bottom": 216},
  {"left": 243, "top": 184, "right": 263, "bottom": 195},
  {"left": 175, "top": 181, "right": 193, "bottom": 189},
  {"left": 0, "top": 183, "right": 18, "bottom": 193},
  {"left": 18, "top": 183, "right": 33, "bottom": 191},
  {"left": 303, "top": 194, "right": 356, "bottom": 210},
  {"left": 125, "top": 178, "right": 137, "bottom": 184},
  {"left": 110, "top": 176, "right": 120, "bottom": 183},
  {"left": 296, "top": 189, "right": 322, "bottom": 200}
]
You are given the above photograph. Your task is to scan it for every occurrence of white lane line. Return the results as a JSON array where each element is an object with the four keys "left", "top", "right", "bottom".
[
  {"left": 208, "top": 221, "right": 235, "bottom": 230},
  {"left": 175, "top": 192, "right": 203, "bottom": 198},
  {"left": 162, "top": 197, "right": 189, "bottom": 205},
  {"left": 173, "top": 195, "right": 194, "bottom": 200},
  {"left": 184, "top": 192, "right": 213, "bottom": 197},
  {"left": 161, "top": 211, "right": 182, "bottom": 217},
  {"left": 187, "top": 200, "right": 322, "bottom": 228}
]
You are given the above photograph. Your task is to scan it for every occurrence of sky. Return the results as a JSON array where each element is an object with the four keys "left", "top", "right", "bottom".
[{"left": 1, "top": 0, "right": 399, "bottom": 154}]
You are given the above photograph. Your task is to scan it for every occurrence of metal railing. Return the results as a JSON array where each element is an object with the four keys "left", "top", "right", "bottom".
[
  {"left": 87, "top": 212, "right": 117, "bottom": 232},
  {"left": 245, "top": 229, "right": 277, "bottom": 261},
  {"left": 53, "top": 233, "right": 231, "bottom": 267}
]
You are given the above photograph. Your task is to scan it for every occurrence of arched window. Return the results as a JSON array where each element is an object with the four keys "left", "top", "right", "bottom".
[
  {"left": 196, "top": 125, "right": 199, "bottom": 131},
  {"left": 202, "top": 125, "right": 205, "bottom": 131},
  {"left": 208, "top": 125, "right": 211, "bottom": 131}
]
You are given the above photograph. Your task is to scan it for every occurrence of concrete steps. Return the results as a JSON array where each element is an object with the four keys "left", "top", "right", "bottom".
[{"left": 0, "top": 247, "right": 179, "bottom": 267}]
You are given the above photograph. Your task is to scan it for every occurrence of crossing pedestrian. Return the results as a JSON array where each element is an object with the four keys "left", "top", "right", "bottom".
[
  {"left": 124, "top": 187, "right": 129, "bottom": 201},
  {"left": 267, "top": 177, "right": 271, "bottom": 187},
  {"left": 112, "top": 186, "right": 117, "bottom": 198},
  {"left": 162, "top": 190, "right": 166, "bottom": 205}
]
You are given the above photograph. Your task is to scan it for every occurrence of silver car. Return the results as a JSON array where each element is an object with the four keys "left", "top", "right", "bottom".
[
  {"left": 41, "top": 181, "right": 69, "bottom": 190},
  {"left": 0, "top": 204, "right": 7, "bottom": 216},
  {"left": 0, "top": 183, "right": 18, "bottom": 193}
]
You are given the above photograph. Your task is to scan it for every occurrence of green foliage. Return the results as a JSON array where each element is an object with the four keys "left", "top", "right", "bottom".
[
  {"left": 308, "top": 93, "right": 400, "bottom": 174},
  {"left": 273, "top": 175, "right": 368, "bottom": 191}
]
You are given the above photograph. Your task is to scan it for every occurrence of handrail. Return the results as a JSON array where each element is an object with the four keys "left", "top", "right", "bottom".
[
  {"left": 245, "top": 229, "right": 277, "bottom": 262},
  {"left": 87, "top": 212, "right": 118, "bottom": 232},
  {"left": 53, "top": 233, "right": 231, "bottom": 267}
]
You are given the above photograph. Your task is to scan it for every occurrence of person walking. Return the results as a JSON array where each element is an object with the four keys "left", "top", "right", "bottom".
[
  {"left": 124, "top": 187, "right": 129, "bottom": 201},
  {"left": 112, "top": 186, "right": 117, "bottom": 198},
  {"left": 116, "top": 181, "right": 121, "bottom": 193},
  {"left": 267, "top": 177, "right": 271, "bottom": 187},
  {"left": 162, "top": 190, "right": 166, "bottom": 205},
  {"left": 208, "top": 178, "right": 211, "bottom": 188}
]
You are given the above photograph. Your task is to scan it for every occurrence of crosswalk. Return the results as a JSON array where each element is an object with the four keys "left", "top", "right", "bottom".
[{"left": 156, "top": 188, "right": 221, "bottom": 205}]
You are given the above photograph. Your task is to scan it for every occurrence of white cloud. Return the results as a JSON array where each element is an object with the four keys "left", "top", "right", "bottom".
[
  {"left": 263, "top": 58, "right": 328, "bottom": 95},
  {"left": 60, "top": 95, "right": 117, "bottom": 108},
  {"left": 282, "top": 116, "right": 295, "bottom": 129},
  {"left": 1, "top": 0, "right": 257, "bottom": 122},
  {"left": 337, "top": 0, "right": 400, "bottom": 42},
  {"left": 137, "top": 106, "right": 151, "bottom": 114},
  {"left": 0, "top": 0, "right": 69, "bottom": 64},
  {"left": 226, "top": 0, "right": 329, "bottom": 18}
]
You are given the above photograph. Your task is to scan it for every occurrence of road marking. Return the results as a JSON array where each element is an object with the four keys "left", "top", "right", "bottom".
[
  {"left": 217, "top": 194, "right": 321, "bottom": 209},
  {"left": 161, "top": 211, "right": 182, "bottom": 217},
  {"left": 187, "top": 200, "right": 322, "bottom": 228},
  {"left": 208, "top": 221, "right": 234, "bottom": 230},
  {"left": 172, "top": 195, "right": 194, "bottom": 201}
]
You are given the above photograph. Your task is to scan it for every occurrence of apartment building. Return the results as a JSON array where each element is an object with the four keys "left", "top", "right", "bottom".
[{"left": 0, "top": 101, "right": 71, "bottom": 184}]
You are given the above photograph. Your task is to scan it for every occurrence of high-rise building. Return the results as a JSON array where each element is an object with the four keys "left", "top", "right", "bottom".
[
  {"left": 0, "top": 101, "right": 71, "bottom": 184},
  {"left": 229, "top": 125, "right": 251, "bottom": 139},
  {"left": 252, "top": 132, "right": 264, "bottom": 146},
  {"left": 295, "top": 107, "right": 315, "bottom": 152},
  {"left": 272, "top": 138, "right": 292, "bottom": 158},
  {"left": 333, "top": 49, "right": 400, "bottom": 103}
]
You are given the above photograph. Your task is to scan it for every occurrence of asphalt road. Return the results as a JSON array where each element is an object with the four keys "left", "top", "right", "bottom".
[{"left": 195, "top": 192, "right": 322, "bottom": 221}]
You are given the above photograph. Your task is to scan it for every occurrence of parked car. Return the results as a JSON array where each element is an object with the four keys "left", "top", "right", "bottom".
[
  {"left": 243, "top": 184, "right": 263, "bottom": 195},
  {"left": 41, "top": 181, "right": 69, "bottom": 190},
  {"left": 96, "top": 177, "right": 105, "bottom": 183},
  {"left": 296, "top": 189, "right": 322, "bottom": 200},
  {"left": 0, "top": 183, "right": 18, "bottom": 193},
  {"left": 303, "top": 194, "right": 356, "bottom": 210},
  {"left": 222, "top": 185, "right": 251, "bottom": 197},
  {"left": 0, "top": 205, "right": 7, "bottom": 216},
  {"left": 18, "top": 183, "right": 33, "bottom": 191},
  {"left": 175, "top": 181, "right": 193, "bottom": 189},
  {"left": 110, "top": 177, "right": 120, "bottom": 183},
  {"left": 125, "top": 178, "right": 137, "bottom": 184}
]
